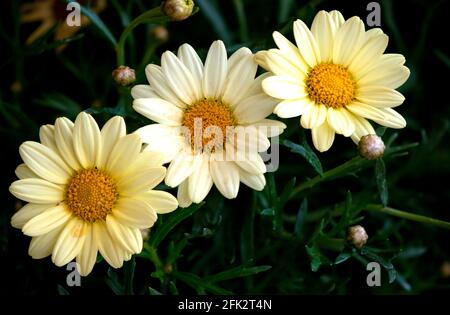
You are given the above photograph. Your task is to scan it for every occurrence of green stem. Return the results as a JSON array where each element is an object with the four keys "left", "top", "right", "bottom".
[
  {"left": 232, "top": 0, "right": 249, "bottom": 42},
  {"left": 143, "top": 244, "right": 163, "bottom": 268},
  {"left": 366, "top": 204, "right": 450, "bottom": 230},
  {"left": 116, "top": 7, "right": 168, "bottom": 66},
  {"left": 315, "top": 234, "right": 345, "bottom": 252}
]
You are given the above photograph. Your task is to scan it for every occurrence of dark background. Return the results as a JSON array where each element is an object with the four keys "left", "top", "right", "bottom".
[{"left": 0, "top": 0, "right": 449, "bottom": 295}]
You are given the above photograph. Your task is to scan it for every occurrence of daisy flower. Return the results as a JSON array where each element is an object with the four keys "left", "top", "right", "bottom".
[
  {"left": 21, "top": 0, "right": 106, "bottom": 52},
  {"left": 255, "top": 10, "right": 410, "bottom": 152},
  {"left": 132, "top": 40, "right": 286, "bottom": 207},
  {"left": 10, "top": 112, "right": 178, "bottom": 276}
]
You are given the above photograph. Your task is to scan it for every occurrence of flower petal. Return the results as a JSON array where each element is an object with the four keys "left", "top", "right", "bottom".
[
  {"left": 10, "top": 178, "right": 64, "bottom": 204},
  {"left": 133, "top": 98, "right": 183, "bottom": 126},
  {"left": 52, "top": 217, "right": 86, "bottom": 266},
  {"left": 371, "top": 107, "right": 407, "bottom": 129},
  {"left": 210, "top": 158, "right": 240, "bottom": 199},
  {"left": 261, "top": 49, "right": 307, "bottom": 79},
  {"left": 346, "top": 101, "right": 387, "bottom": 121},
  {"left": 131, "top": 85, "right": 159, "bottom": 99},
  {"left": 39, "top": 124, "right": 58, "bottom": 153},
  {"left": 165, "top": 153, "right": 198, "bottom": 187},
  {"left": 358, "top": 65, "right": 410, "bottom": 89},
  {"left": 222, "top": 48, "right": 257, "bottom": 106},
  {"left": 28, "top": 225, "right": 64, "bottom": 259},
  {"left": 106, "top": 215, "right": 142, "bottom": 253},
  {"left": 357, "top": 86, "right": 405, "bottom": 108},
  {"left": 73, "top": 112, "right": 102, "bottom": 169},
  {"left": 178, "top": 43, "right": 204, "bottom": 97},
  {"left": 274, "top": 98, "right": 313, "bottom": 118},
  {"left": 54, "top": 117, "right": 81, "bottom": 170},
  {"left": 22, "top": 203, "right": 71, "bottom": 237},
  {"left": 246, "top": 119, "right": 287, "bottom": 137},
  {"left": 113, "top": 198, "right": 157, "bottom": 229},
  {"left": 301, "top": 104, "right": 327, "bottom": 129},
  {"left": 19, "top": 141, "right": 71, "bottom": 184},
  {"left": 312, "top": 121, "right": 335, "bottom": 152},
  {"left": 117, "top": 166, "right": 166, "bottom": 195},
  {"left": 143, "top": 135, "right": 187, "bottom": 164},
  {"left": 272, "top": 31, "right": 308, "bottom": 74},
  {"left": 348, "top": 33, "right": 388, "bottom": 74},
  {"left": 333, "top": 16, "right": 365, "bottom": 67},
  {"left": 145, "top": 64, "right": 186, "bottom": 108},
  {"left": 311, "top": 11, "right": 335, "bottom": 62},
  {"left": 97, "top": 116, "right": 126, "bottom": 168},
  {"left": 94, "top": 221, "right": 126, "bottom": 269},
  {"left": 15, "top": 163, "right": 38, "bottom": 179},
  {"left": 202, "top": 40, "right": 227, "bottom": 99},
  {"left": 177, "top": 180, "right": 192, "bottom": 208},
  {"left": 138, "top": 190, "right": 179, "bottom": 214},
  {"left": 239, "top": 169, "right": 266, "bottom": 191},
  {"left": 293, "top": 19, "right": 321, "bottom": 67},
  {"left": 106, "top": 134, "right": 141, "bottom": 177},
  {"left": 234, "top": 93, "right": 278, "bottom": 124},
  {"left": 262, "top": 75, "right": 307, "bottom": 100},
  {"left": 161, "top": 50, "right": 200, "bottom": 104},
  {"left": 188, "top": 155, "right": 213, "bottom": 203},
  {"left": 327, "top": 108, "right": 355, "bottom": 136},
  {"left": 11, "top": 203, "right": 54, "bottom": 229},
  {"left": 76, "top": 225, "right": 98, "bottom": 276},
  {"left": 350, "top": 114, "right": 375, "bottom": 144}
]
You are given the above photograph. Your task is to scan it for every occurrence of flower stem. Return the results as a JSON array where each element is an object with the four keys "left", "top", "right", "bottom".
[
  {"left": 366, "top": 204, "right": 450, "bottom": 230},
  {"left": 116, "top": 7, "right": 168, "bottom": 66}
]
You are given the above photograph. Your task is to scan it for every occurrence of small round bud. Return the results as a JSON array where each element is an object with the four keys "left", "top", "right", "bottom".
[
  {"left": 163, "top": 263, "right": 173, "bottom": 274},
  {"left": 161, "top": 0, "right": 194, "bottom": 21},
  {"left": 358, "top": 134, "right": 385, "bottom": 160},
  {"left": 151, "top": 26, "right": 169, "bottom": 42},
  {"left": 441, "top": 261, "right": 450, "bottom": 278},
  {"left": 347, "top": 225, "right": 368, "bottom": 249},
  {"left": 10, "top": 81, "right": 23, "bottom": 94},
  {"left": 140, "top": 228, "right": 150, "bottom": 241},
  {"left": 112, "top": 65, "right": 136, "bottom": 87}
]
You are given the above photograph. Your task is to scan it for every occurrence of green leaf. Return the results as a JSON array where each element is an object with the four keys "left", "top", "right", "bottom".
[
  {"left": 169, "top": 281, "right": 179, "bottom": 295},
  {"left": 277, "top": 0, "right": 295, "bottom": 23},
  {"left": 434, "top": 50, "right": 450, "bottom": 68},
  {"left": 375, "top": 159, "right": 389, "bottom": 207},
  {"left": 171, "top": 271, "right": 233, "bottom": 295},
  {"left": 204, "top": 265, "right": 272, "bottom": 283},
  {"left": 294, "top": 198, "right": 308, "bottom": 240},
  {"left": 105, "top": 268, "right": 124, "bottom": 295},
  {"left": 35, "top": 93, "right": 82, "bottom": 119},
  {"left": 283, "top": 140, "right": 323, "bottom": 175},
  {"left": 148, "top": 287, "right": 163, "bottom": 295},
  {"left": 196, "top": 0, "right": 232, "bottom": 44},
  {"left": 77, "top": 1, "right": 117, "bottom": 46},
  {"left": 57, "top": 284, "right": 70, "bottom": 295},
  {"left": 124, "top": 257, "right": 136, "bottom": 295},
  {"left": 334, "top": 252, "right": 352, "bottom": 265},
  {"left": 306, "top": 245, "right": 323, "bottom": 272},
  {"left": 149, "top": 203, "right": 204, "bottom": 247}
]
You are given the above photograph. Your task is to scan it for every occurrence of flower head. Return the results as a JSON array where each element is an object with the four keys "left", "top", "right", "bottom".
[
  {"left": 132, "top": 40, "right": 286, "bottom": 207},
  {"left": 256, "top": 10, "right": 410, "bottom": 152},
  {"left": 112, "top": 66, "right": 136, "bottom": 86},
  {"left": 10, "top": 112, "right": 178, "bottom": 276},
  {"left": 347, "top": 225, "right": 368, "bottom": 249},
  {"left": 161, "top": 0, "right": 194, "bottom": 21}
]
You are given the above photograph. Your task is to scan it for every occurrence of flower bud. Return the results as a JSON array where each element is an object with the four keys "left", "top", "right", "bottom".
[
  {"left": 163, "top": 263, "right": 173, "bottom": 274},
  {"left": 112, "top": 66, "right": 136, "bottom": 87},
  {"left": 441, "top": 261, "right": 450, "bottom": 278},
  {"left": 140, "top": 228, "right": 150, "bottom": 241},
  {"left": 347, "top": 225, "right": 368, "bottom": 249},
  {"left": 161, "top": 0, "right": 194, "bottom": 21},
  {"left": 358, "top": 134, "right": 385, "bottom": 160},
  {"left": 151, "top": 26, "right": 169, "bottom": 42}
]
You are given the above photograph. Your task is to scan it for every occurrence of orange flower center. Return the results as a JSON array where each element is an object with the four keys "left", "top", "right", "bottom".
[
  {"left": 182, "top": 99, "right": 235, "bottom": 152},
  {"left": 65, "top": 168, "right": 118, "bottom": 222},
  {"left": 306, "top": 63, "right": 356, "bottom": 108}
]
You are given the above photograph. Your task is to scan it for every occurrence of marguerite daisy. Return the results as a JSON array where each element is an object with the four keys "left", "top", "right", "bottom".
[
  {"left": 255, "top": 10, "right": 410, "bottom": 152},
  {"left": 10, "top": 112, "right": 178, "bottom": 276},
  {"left": 132, "top": 40, "right": 286, "bottom": 207}
]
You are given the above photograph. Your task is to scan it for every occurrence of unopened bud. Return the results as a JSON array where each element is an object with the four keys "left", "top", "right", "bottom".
[
  {"left": 112, "top": 65, "right": 136, "bottom": 86},
  {"left": 441, "top": 261, "right": 450, "bottom": 278},
  {"left": 140, "top": 228, "right": 150, "bottom": 241},
  {"left": 358, "top": 134, "right": 385, "bottom": 160},
  {"left": 161, "top": 0, "right": 194, "bottom": 21},
  {"left": 163, "top": 263, "right": 173, "bottom": 274},
  {"left": 10, "top": 81, "right": 23, "bottom": 94},
  {"left": 347, "top": 225, "right": 368, "bottom": 249},
  {"left": 151, "top": 26, "right": 169, "bottom": 42}
]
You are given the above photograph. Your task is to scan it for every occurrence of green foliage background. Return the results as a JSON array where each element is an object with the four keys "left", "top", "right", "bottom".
[{"left": 0, "top": 0, "right": 449, "bottom": 295}]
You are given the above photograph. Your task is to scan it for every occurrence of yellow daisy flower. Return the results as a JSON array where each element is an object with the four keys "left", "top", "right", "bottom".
[
  {"left": 10, "top": 112, "right": 178, "bottom": 276},
  {"left": 132, "top": 40, "right": 286, "bottom": 207},
  {"left": 255, "top": 10, "right": 410, "bottom": 152},
  {"left": 21, "top": 0, "right": 106, "bottom": 52}
]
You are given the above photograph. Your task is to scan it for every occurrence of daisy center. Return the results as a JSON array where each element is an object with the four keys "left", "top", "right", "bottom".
[
  {"left": 182, "top": 99, "right": 236, "bottom": 150},
  {"left": 65, "top": 168, "right": 118, "bottom": 223},
  {"left": 306, "top": 63, "right": 356, "bottom": 108}
]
